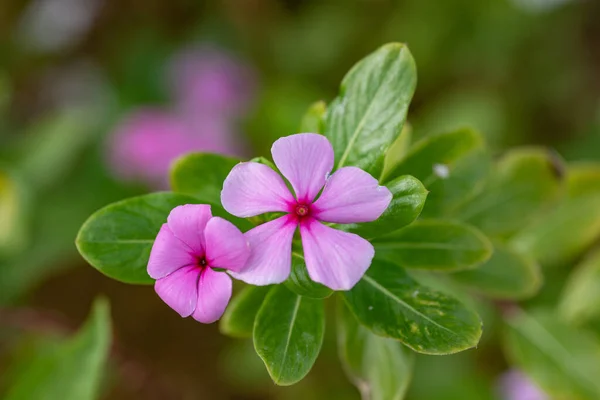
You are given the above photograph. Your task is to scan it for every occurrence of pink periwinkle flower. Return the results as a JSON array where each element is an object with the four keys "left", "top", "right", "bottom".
[
  {"left": 169, "top": 46, "right": 256, "bottom": 117},
  {"left": 147, "top": 204, "right": 250, "bottom": 323},
  {"left": 109, "top": 108, "right": 238, "bottom": 189},
  {"left": 498, "top": 370, "right": 548, "bottom": 400},
  {"left": 221, "top": 133, "right": 393, "bottom": 291}
]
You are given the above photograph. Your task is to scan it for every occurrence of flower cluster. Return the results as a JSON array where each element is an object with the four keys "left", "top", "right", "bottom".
[
  {"left": 148, "top": 133, "right": 392, "bottom": 322},
  {"left": 108, "top": 46, "right": 255, "bottom": 189}
]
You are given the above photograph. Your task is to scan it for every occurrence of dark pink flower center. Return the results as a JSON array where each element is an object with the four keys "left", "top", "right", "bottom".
[
  {"left": 295, "top": 204, "right": 310, "bottom": 218},
  {"left": 197, "top": 257, "right": 208, "bottom": 268}
]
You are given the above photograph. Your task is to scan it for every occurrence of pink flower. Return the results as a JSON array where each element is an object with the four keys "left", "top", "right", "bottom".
[
  {"left": 147, "top": 204, "right": 250, "bottom": 323},
  {"left": 108, "top": 108, "right": 238, "bottom": 189},
  {"left": 168, "top": 46, "right": 256, "bottom": 117},
  {"left": 221, "top": 133, "right": 392, "bottom": 290},
  {"left": 498, "top": 370, "right": 548, "bottom": 400}
]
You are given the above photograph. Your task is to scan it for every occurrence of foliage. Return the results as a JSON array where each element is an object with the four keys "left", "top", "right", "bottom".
[{"left": 65, "top": 41, "right": 600, "bottom": 399}]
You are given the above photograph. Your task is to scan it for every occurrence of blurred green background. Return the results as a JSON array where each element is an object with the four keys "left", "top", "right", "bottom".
[{"left": 0, "top": 0, "right": 599, "bottom": 399}]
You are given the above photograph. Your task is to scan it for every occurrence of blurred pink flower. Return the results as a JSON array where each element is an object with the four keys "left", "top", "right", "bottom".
[
  {"left": 148, "top": 204, "right": 250, "bottom": 323},
  {"left": 109, "top": 108, "right": 237, "bottom": 188},
  {"left": 498, "top": 370, "right": 548, "bottom": 400},
  {"left": 221, "top": 133, "right": 392, "bottom": 291},
  {"left": 169, "top": 46, "right": 256, "bottom": 117},
  {"left": 108, "top": 46, "right": 256, "bottom": 188}
]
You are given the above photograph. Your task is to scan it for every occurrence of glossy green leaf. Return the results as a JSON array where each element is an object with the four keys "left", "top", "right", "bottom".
[
  {"left": 343, "top": 260, "right": 482, "bottom": 354},
  {"left": 76, "top": 192, "right": 252, "bottom": 284},
  {"left": 372, "top": 220, "right": 492, "bottom": 272},
  {"left": 5, "top": 297, "right": 112, "bottom": 400},
  {"left": 382, "top": 128, "right": 484, "bottom": 185},
  {"left": 220, "top": 285, "right": 272, "bottom": 338},
  {"left": 511, "top": 163, "right": 600, "bottom": 265},
  {"left": 299, "top": 100, "right": 326, "bottom": 133},
  {"left": 284, "top": 253, "right": 333, "bottom": 299},
  {"left": 559, "top": 248, "right": 600, "bottom": 325},
  {"left": 382, "top": 123, "right": 412, "bottom": 179},
  {"left": 456, "top": 148, "right": 564, "bottom": 238},
  {"left": 337, "top": 301, "right": 414, "bottom": 400},
  {"left": 420, "top": 146, "right": 492, "bottom": 218},
  {"left": 253, "top": 285, "right": 325, "bottom": 386},
  {"left": 344, "top": 175, "right": 427, "bottom": 240},
  {"left": 504, "top": 308, "right": 600, "bottom": 400},
  {"left": 170, "top": 153, "right": 240, "bottom": 203},
  {"left": 451, "top": 242, "right": 542, "bottom": 300},
  {"left": 325, "top": 43, "right": 417, "bottom": 177}
]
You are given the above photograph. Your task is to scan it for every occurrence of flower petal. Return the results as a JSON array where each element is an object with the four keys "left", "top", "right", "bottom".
[
  {"left": 192, "top": 268, "right": 232, "bottom": 323},
  {"left": 167, "top": 204, "right": 212, "bottom": 254},
  {"left": 312, "top": 166, "right": 392, "bottom": 224},
  {"left": 300, "top": 219, "right": 375, "bottom": 290},
  {"left": 221, "top": 162, "right": 294, "bottom": 217},
  {"left": 154, "top": 265, "right": 200, "bottom": 317},
  {"left": 204, "top": 217, "right": 250, "bottom": 272},
  {"left": 148, "top": 224, "right": 196, "bottom": 279},
  {"left": 230, "top": 216, "right": 296, "bottom": 285},
  {"left": 271, "top": 133, "right": 334, "bottom": 203}
]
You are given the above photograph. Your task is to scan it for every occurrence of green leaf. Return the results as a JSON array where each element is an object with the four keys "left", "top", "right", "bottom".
[
  {"left": 170, "top": 153, "right": 240, "bottom": 203},
  {"left": 284, "top": 253, "right": 333, "bottom": 299},
  {"left": 559, "top": 248, "right": 600, "bottom": 325},
  {"left": 382, "top": 128, "right": 485, "bottom": 185},
  {"left": 249, "top": 156, "right": 277, "bottom": 170},
  {"left": 511, "top": 194, "right": 600, "bottom": 266},
  {"left": 76, "top": 192, "right": 252, "bottom": 284},
  {"left": 456, "top": 147, "right": 564, "bottom": 238},
  {"left": 372, "top": 220, "right": 492, "bottom": 272},
  {"left": 511, "top": 163, "right": 600, "bottom": 265},
  {"left": 566, "top": 162, "right": 600, "bottom": 198},
  {"left": 420, "top": 146, "right": 492, "bottom": 219},
  {"left": 299, "top": 100, "right": 326, "bottom": 133},
  {"left": 504, "top": 308, "right": 600, "bottom": 400},
  {"left": 343, "top": 260, "right": 482, "bottom": 354},
  {"left": 382, "top": 123, "right": 412, "bottom": 179},
  {"left": 325, "top": 43, "right": 417, "bottom": 177},
  {"left": 220, "top": 285, "right": 271, "bottom": 338},
  {"left": 253, "top": 285, "right": 325, "bottom": 385},
  {"left": 337, "top": 301, "right": 414, "bottom": 400},
  {"left": 5, "top": 297, "right": 112, "bottom": 400},
  {"left": 451, "top": 242, "right": 542, "bottom": 300},
  {"left": 344, "top": 175, "right": 427, "bottom": 240}
]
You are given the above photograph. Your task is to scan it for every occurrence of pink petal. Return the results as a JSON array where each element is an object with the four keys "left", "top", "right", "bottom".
[
  {"left": 312, "top": 167, "right": 392, "bottom": 224},
  {"left": 154, "top": 265, "right": 200, "bottom": 317},
  {"left": 230, "top": 216, "right": 296, "bottom": 285},
  {"left": 300, "top": 219, "right": 375, "bottom": 290},
  {"left": 271, "top": 133, "right": 334, "bottom": 203},
  {"left": 204, "top": 217, "right": 250, "bottom": 272},
  {"left": 167, "top": 204, "right": 212, "bottom": 254},
  {"left": 221, "top": 162, "right": 294, "bottom": 218},
  {"left": 192, "top": 268, "right": 232, "bottom": 323},
  {"left": 148, "top": 224, "right": 196, "bottom": 279}
]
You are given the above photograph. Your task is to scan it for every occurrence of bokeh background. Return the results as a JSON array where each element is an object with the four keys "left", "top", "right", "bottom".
[{"left": 1, "top": 0, "right": 599, "bottom": 399}]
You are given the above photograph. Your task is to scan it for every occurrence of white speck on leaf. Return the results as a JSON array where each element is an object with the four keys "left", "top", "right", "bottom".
[
  {"left": 433, "top": 163, "right": 450, "bottom": 179},
  {"left": 368, "top": 306, "right": 373, "bottom": 311}
]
